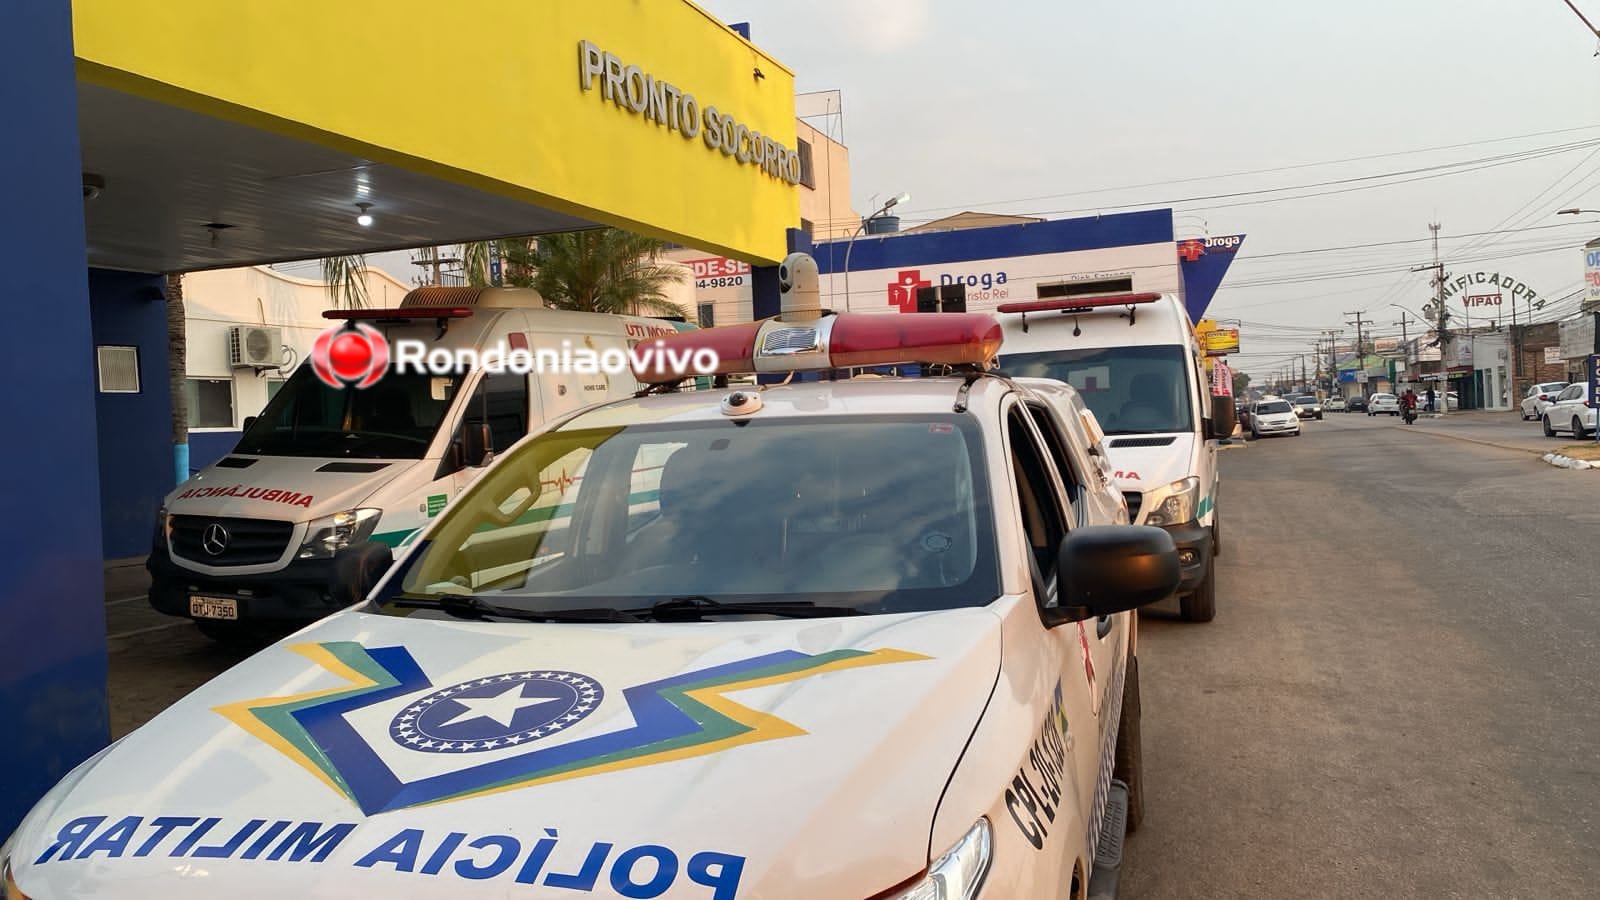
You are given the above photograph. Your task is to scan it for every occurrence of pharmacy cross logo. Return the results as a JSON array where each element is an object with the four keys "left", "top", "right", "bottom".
[
  {"left": 1177, "top": 240, "right": 1206, "bottom": 263},
  {"left": 887, "top": 269, "right": 931, "bottom": 313},
  {"left": 310, "top": 323, "right": 390, "bottom": 389}
]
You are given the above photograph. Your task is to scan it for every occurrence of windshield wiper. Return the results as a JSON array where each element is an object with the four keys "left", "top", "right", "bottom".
[
  {"left": 389, "top": 594, "right": 642, "bottom": 623},
  {"left": 635, "top": 595, "right": 863, "bottom": 621}
]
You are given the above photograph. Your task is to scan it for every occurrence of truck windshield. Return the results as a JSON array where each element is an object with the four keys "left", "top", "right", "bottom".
[
  {"left": 375, "top": 414, "right": 1000, "bottom": 617},
  {"left": 1000, "top": 345, "right": 1194, "bottom": 435},
  {"left": 234, "top": 365, "right": 462, "bottom": 459}
]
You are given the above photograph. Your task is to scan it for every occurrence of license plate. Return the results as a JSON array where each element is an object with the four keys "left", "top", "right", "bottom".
[{"left": 189, "top": 595, "right": 239, "bottom": 620}]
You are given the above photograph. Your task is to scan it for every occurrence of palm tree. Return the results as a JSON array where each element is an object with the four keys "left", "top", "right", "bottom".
[
  {"left": 320, "top": 254, "right": 370, "bottom": 309},
  {"left": 165, "top": 272, "right": 188, "bottom": 484},
  {"left": 508, "top": 229, "right": 686, "bottom": 317}
]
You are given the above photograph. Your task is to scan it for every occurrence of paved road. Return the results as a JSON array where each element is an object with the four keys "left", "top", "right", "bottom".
[
  {"left": 1320, "top": 407, "right": 1576, "bottom": 455},
  {"left": 1125, "top": 412, "right": 1600, "bottom": 898}
]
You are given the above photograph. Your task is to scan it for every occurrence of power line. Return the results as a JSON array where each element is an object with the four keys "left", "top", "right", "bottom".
[
  {"left": 895, "top": 123, "right": 1600, "bottom": 219},
  {"left": 882, "top": 138, "right": 1600, "bottom": 224}
]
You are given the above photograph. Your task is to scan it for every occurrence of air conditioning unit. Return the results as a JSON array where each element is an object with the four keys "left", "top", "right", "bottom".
[{"left": 228, "top": 325, "right": 283, "bottom": 369}]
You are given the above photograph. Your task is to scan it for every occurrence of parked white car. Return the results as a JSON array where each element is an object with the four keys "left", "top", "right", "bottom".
[
  {"left": 1367, "top": 393, "right": 1401, "bottom": 416},
  {"left": 1248, "top": 398, "right": 1300, "bottom": 438},
  {"left": 1542, "top": 383, "right": 1596, "bottom": 439},
  {"left": 1521, "top": 382, "right": 1570, "bottom": 421}
]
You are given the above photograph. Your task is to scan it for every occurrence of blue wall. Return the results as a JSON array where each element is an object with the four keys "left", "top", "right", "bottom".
[
  {"left": 0, "top": 2, "right": 111, "bottom": 837},
  {"left": 190, "top": 431, "right": 242, "bottom": 472},
  {"left": 90, "top": 269, "right": 173, "bottom": 559}
]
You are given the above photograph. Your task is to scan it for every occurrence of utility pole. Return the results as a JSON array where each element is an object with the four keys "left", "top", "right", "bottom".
[
  {"left": 1345, "top": 312, "right": 1369, "bottom": 394},
  {"left": 1412, "top": 222, "right": 1450, "bottom": 417}
]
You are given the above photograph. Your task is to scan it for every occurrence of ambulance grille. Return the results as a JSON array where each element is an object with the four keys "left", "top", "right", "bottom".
[
  {"left": 1123, "top": 491, "right": 1144, "bottom": 523},
  {"left": 170, "top": 515, "right": 294, "bottom": 566}
]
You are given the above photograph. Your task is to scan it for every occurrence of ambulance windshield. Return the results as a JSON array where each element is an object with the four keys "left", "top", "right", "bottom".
[
  {"left": 379, "top": 414, "right": 1001, "bottom": 617},
  {"left": 234, "top": 365, "right": 463, "bottom": 458},
  {"left": 1000, "top": 345, "right": 1194, "bottom": 435}
]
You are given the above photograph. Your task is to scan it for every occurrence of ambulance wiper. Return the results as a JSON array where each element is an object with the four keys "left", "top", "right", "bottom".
[
  {"left": 638, "top": 596, "right": 863, "bottom": 620},
  {"left": 391, "top": 594, "right": 642, "bottom": 623}
]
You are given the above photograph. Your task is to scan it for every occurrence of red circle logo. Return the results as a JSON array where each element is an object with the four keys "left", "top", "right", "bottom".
[{"left": 311, "top": 323, "right": 390, "bottom": 389}]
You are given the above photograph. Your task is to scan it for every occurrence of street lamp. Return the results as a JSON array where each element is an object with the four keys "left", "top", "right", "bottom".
[
  {"left": 1558, "top": 208, "right": 1600, "bottom": 215},
  {"left": 841, "top": 192, "right": 910, "bottom": 310}
]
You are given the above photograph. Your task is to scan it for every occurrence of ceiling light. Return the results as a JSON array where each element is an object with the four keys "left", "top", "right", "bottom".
[{"left": 355, "top": 202, "right": 374, "bottom": 227}]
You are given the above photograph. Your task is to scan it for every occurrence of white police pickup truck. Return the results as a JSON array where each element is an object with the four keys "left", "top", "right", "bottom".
[{"left": 2, "top": 311, "right": 1179, "bottom": 899}]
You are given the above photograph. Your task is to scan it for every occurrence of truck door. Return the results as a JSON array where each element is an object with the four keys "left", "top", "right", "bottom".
[
  {"left": 1003, "top": 401, "right": 1117, "bottom": 873},
  {"left": 1018, "top": 402, "right": 1123, "bottom": 728}
]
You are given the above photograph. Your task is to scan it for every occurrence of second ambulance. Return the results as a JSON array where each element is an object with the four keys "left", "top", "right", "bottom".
[
  {"left": 996, "top": 292, "right": 1235, "bottom": 622},
  {"left": 147, "top": 286, "right": 684, "bottom": 643},
  {"left": 5, "top": 307, "right": 1179, "bottom": 899}
]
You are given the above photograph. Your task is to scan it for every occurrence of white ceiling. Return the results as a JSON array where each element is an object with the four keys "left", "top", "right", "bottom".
[{"left": 77, "top": 83, "right": 602, "bottom": 273}]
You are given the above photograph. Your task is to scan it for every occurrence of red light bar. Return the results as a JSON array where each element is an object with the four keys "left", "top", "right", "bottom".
[
  {"left": 631, "top": 313, "right": 1002, "bottom": 384},
  {"left": 322, "top": 308, "right": 475, "bottom": 321},
  {"left": 996, "top": 293, "right": 1162, "bottom": 315},
  {"left": 632, "top": 320, "right": 762, "bottom": 383},
  {"left": 829, "top": 313, "right": 1001, "bottom": 368}
]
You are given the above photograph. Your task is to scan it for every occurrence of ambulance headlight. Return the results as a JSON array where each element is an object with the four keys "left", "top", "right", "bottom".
[
  {"left": 0, "top": 847, "right": 27, "bottom": 900},
  {"left": 1144, "top": 476, "right": 1200, "bottom": 527},
  {"left": 888, "top": 818, "right": 992, "bottom": 900},
  {"left": 298, "top": 508, "right": 382, "bottom": 559}
]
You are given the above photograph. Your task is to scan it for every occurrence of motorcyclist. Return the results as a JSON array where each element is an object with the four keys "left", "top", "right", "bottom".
[{"left": 1401, "top": 388, "right": 1418, "bottom": 424}]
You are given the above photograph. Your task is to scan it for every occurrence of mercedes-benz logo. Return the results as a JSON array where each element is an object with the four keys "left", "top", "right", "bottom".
[{"left": 201, "top": 522, "right": 230, "bottom": 556}]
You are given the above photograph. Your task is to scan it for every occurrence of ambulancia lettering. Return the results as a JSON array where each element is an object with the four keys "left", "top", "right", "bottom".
[
  {"left": 177, "top": 484, "right": 315, "bottom": 508},
  {"left": 1113, "top": 471, "right": 1141, "bottom": 481}
]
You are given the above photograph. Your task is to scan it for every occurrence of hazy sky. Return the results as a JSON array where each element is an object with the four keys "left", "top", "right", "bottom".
[{"left": 699, "top": 0, "right": 1600, "bottom": 378}]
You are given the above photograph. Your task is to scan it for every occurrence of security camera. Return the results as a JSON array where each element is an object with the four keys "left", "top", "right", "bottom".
[
  {"left": 721, "top": 390, "right": 763, "bottom": 416},
  {"left": 778, "top": 252, "right": 821, "bottom": 320}
]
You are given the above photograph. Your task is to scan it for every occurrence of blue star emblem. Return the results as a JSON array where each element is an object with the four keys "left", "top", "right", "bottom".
[{"left": 387, "top": 670, "right": 602, "bottom": 753}]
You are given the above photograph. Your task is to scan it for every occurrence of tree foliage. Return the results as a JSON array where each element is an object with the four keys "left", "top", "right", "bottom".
[
  {"left": 484, "top": 230, "right": 687, "bottom": 317},
  {"left": 319, "top": 255, "right": 370, "bottom": 309}
]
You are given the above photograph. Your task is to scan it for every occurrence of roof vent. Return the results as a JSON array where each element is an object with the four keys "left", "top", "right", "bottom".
[{"left": 400, "top": 286, "right": 546, "bottom": 309}]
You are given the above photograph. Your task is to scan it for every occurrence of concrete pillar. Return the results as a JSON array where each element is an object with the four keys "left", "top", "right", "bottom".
[{"left": 0, "top": 2, "right": 111, "bottom": 835}]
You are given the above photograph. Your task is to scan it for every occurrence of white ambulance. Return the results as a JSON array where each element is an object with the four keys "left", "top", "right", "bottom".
[
  {"left": 6, "top": 311, "right": 1180, "bottom": 899},
  {"left": 995, "top": 292, "right": 1236, "bottom": 622},
  {"left": 147, "top": 286, "right": 685, "bottom": 643}
]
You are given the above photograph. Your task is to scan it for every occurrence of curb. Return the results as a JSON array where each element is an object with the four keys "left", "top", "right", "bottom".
[
  {"left": 1541, "top": 452, "right": 1598, "bottom": 470},
  {"left": 1400, "top": 426, "right": 1544, "bottom": 457}
]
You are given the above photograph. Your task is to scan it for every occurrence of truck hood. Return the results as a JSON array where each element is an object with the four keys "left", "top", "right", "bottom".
[
  {"left": 1104, "top": 431, "right": 1195, "bottom": 495},
  {"left": 9, "top": 605, "right": 1003, "bottom": 899},
  {"left": 164, "top": 455, "right": 408, "bottom": 521}
]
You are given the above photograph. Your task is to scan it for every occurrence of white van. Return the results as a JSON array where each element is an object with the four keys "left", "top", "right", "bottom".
[
  {"left": 995, "top": 292, "right": 1234, "bottom": 622},
  {"left": 147, "top": 286, "right": 685, "bottom": 643}
]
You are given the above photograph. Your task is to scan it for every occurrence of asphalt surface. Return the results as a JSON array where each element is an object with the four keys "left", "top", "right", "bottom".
[{"left": 1124, "top": 411, "right": 1600, "bottom": 899}]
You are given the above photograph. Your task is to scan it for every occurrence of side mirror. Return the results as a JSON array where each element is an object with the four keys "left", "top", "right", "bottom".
[
  {"left": 241, "top": 416, "right": 257, "bottom": 432},
  {"left": 1042, "top": 525, "right": 1181, "bottom": 626},
  {"left": 334, "top": 540, "right": 395, "bottom": 605},
  {"left": 1209, "top": 395, "right": 1237, "bottom": 440},
  {"left": 463, "top": 423, "right": 493, "bottom": 468}
]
